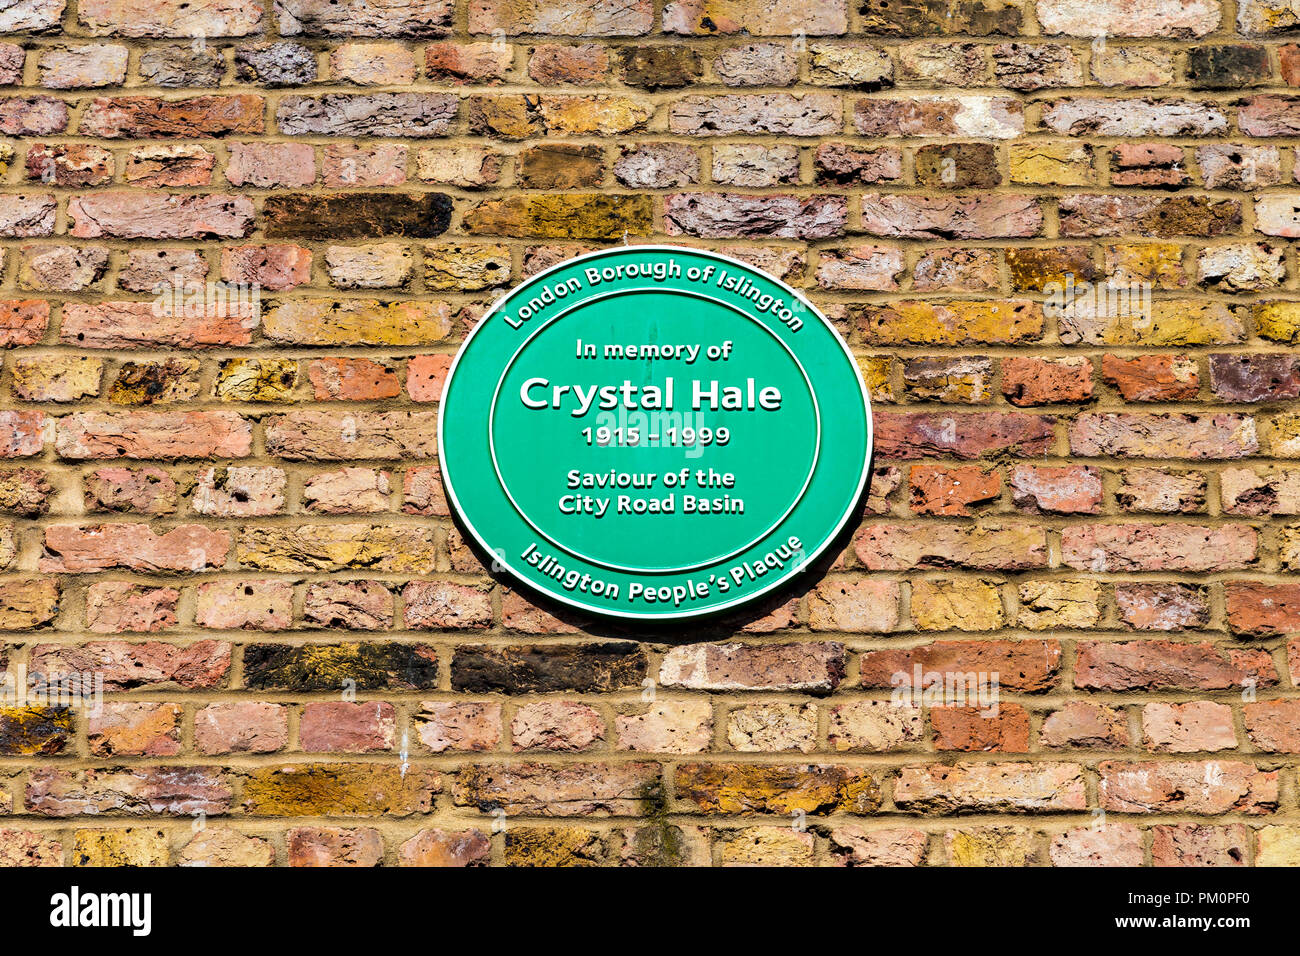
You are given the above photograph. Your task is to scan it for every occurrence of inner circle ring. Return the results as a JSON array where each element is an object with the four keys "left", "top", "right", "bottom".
[{"left": 486, "top": 286, "right": 823, "bottom": 575}]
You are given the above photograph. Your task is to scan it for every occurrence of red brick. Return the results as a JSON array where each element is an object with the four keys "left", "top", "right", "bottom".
[
  {"left": 894, "top": 762, "right": 1085, "bottom": 813},
  {"left": 1076, "top": 641, "right": 1275, "bottom": 691},
  {"left": 1099, "top": 761, "right": 1277, "bottom": 814},
  {"left": 56, "top": 411, "right": 251, "bottom": 460},
  {"left": 85, "top": 582, "right": 178, "bottom": 633},
  {"left": 40, "top": 523, "right": 230, "bottom": 572},
  {"left": 0, "top": 300, "right": 49, "bottom": 346},
  {"left": 403, "top": 581, "right": 492, "bottom": 629},
  {"left": 407, "top": 354, "right": 451, "bottom": 402},
  {"left": 307, "top": 358, "right": 400, "bottom": 401},
  {"left": 860, "top": 640, "right": 1061, "bottom": 693},
  {"left": 908, "top": 465, "right": 1000, "bottom": 516},
  {"left": 874, "top": 412, "right": 1055, "bottom": 459},
  {"left": 1116, "top": 582, "right": 1210, "bottom": 631},
  {"left": 1142, "top": 702, "right": 1236, "bottom": 752},
  {"left": 1244, "top": 699, "right": 1300, "bottom": 752},
  {"left": 1040, "top": 702, "right": 1130, "bottom": 749},
  {"left": 60, "top": 302, "right": 255, "bottom": 349},
  {"left": 1151, "top": 824, "right": 1248, "bottom": 867},
  {"left": 195, "top": 702, "right": 287, "bottom": 754},
  {"left": 1001, "top": 356, "right": 1094, "bottom": 405},
  {"left": 1061, "top": 523, "right": 1256, "bottom": 572},
  {"left": 1009, "top": 464, "right": 1101, "bottom": 514},
  {"left": 931, "top": 705, "right": 1030, "bottom": 752},
  {"left": 31, "top": 640, "right": 230, "bottom": 691},
  {"left": 1226, "top": 582, "right": 1300, "bottom": 636},
  {"left": 300, "top": 702, "right": 396, "bottom": 753},
  {"left": 1069, "top": 412, "right": 1257, "bottom": 459},
  {"left": 288, "top": 827, "right": 382, "bottom": 867},
  {"left": 1102, "top": 353, "right": 1200, "bottom": 401}
]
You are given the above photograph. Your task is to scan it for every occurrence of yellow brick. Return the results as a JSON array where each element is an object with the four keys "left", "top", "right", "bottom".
[
  {"left": 1255, "top": 301, "right": 1300, "bottom": 343},
  {"left": 859, "top": 355, "right": 896, "bottom": 403},
  {"left": 717, "top": 827, "right": 815, "bottom": 866},
  {"left": 262, "top": 300, "right": 451, "bottom": 346},
  {"left": 1009, "top": 143, "right": 1094, "bottom": 185},
  {"left": 912, "top": 579, "right": 1005, "bottom": 631},
  {"left": 1105, "top": 243, "right": 1187, "bottom": 289},
  {"left": 1018, "top": 580, "right": 1102, "bottom": 630},
  {"left": 1257, "top": 825, "right": 1300, "bottom": 865},
  {"left": 73, "top": 828, "right": 169, "bottom": 867},
  {"left": 215, "top": 359, "right": 298, "bottom": 402},
  {"left": 865, "top": 300, "right": 1043, "bottom": 345},
  {"left": 948, "top": 827, "right": 1040, "bottom": 866}
]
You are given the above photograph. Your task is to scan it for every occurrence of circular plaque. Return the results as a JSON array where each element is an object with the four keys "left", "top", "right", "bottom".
[{"left": 439, "top": 246, "right": 872, "bottom": 619}]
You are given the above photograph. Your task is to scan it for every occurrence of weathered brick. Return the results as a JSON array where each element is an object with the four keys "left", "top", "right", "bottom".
[
  {"left": 72, "top": 829, "right": 168, "bottom": 867},
  {"left": 854, "top": 524, "right": 1048, "bottom": 570},
  {"left": 1010, "top": 464, "right": 1101, "bottom": 514},
  {"left": 1151, "top": 824, "right": 1248, "bottom": 866},
  {"left": 894, "top": 762, "right": 1086, "bottom": 812},
  {"left": 1038, "top": 0, "right": 1220, "bottom": 37},
  {"left": 88, "top": 703, "right": 182, "bottom": 757},
  {"left": 659, "top": 641, "right": 846, "bottom": 693},
  {"left": 85, "top": 582, "right": 177, "bottom": 633},
  {"left": 1051, "top": 824, "right": 1146, "bottom": 867},
  {"left": 40, "top": 523, "right": 230, "bottom": 572},
  {"left": 874, "top": 412, "right": 1055, "bottom": 459},
  {"left": 399, "top": 828, "right": 490, "bottom": 866},
  {"left": 1065, "top": 196, "right": 1241, "bottom": 243},
  {"left": 676, "top": 763, "right": 878, "bottom": 815},
  {"left": 263, "top": 193, "right": 452, "bottom": 239},
  {"left": 862, "top": 300, "right": 1043, "bottom": 345},
  {"left": 244, "top": 764, "right": 438, "bottom": 816},
  {"left": 1225, "top": 582, "right": 1300, "bottom": 637},
  {"left": 861, "top": 640, "right": 1061, "bottom": 692},
  {"left": 1076, "top": 641, "right": 1274, "bottom": 690},
  {"left": 1040, "top": 702, "right": 1130, "bottom": 749},
  {"left": 1061, "top": 523, "right": 1256, "bottom": 572},
  {"left": 828, "top": 826, "right": 927, "bottom": 867},
  {"left": 453, "top": 643, "right": 646, "bottom": 694},
  {"left": 454, "top": 762, "right": 659, "bottom": 816},
  {"left": 1100, "top": 761, "right": 1276, "bottom": 814},
  {"left": 861, "top": 194, "right": 1042, "bottom": 239},
  {"left": 1069, "top": 413, "right": 1257, "bottom": 459},
  {"left": 28, "top": 766, "right": 232, "bottom": 817},
  {"left": 1142, "top": 702, "right": 1236, "bottom": 752},
  {"left": 808, "top": 579, "right": 899, "bottom": 633},
  {"left": 31, "top": 639, "right": 229, "bottom": 690},
  {"left": 1018, "top": 579, "right": 1102, "bottom": 630},
  {"left": 1116, "top": 582, "right": 1210, "bottom": 631}
]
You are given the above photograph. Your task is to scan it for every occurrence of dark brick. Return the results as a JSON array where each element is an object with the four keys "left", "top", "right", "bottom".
[
  {"left": 263, "top": 193, "right": 453, "bottom": 239},
  {"left": 243, "top": 642, "right": 438, "bottom": 691},
  {"left": 860, "top": 0, "right": 1021, "bottom": 35},
  {"left": 0, "top": 706, "right": 72, "bottom": 756},
  {"left": 1187, "top": 46, "right": 1270, "bottom": 90},
  {"left": 451, "top": 643, "right": 647, "bottom": 694},
  {"left": 1209, "top": 353, "right": 1300, "bottom": 402},
  {"left": 617, "top": 47, "right": 703, "bottom": 89},
  {"left": 518, "top": 144, "right": 604, "bottom": 189},
  {"left": 915, "top": 143, "right": 1000, "bottom": 189}
]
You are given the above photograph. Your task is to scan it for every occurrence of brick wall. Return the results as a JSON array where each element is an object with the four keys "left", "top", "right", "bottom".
[{"left": 0, "top": 0, "right": 1298, "bottom": 867}]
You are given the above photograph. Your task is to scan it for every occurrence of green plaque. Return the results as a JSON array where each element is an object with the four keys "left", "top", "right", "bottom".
[{"left": 439, "top": 246, "right": 872, "bottom": 620}]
